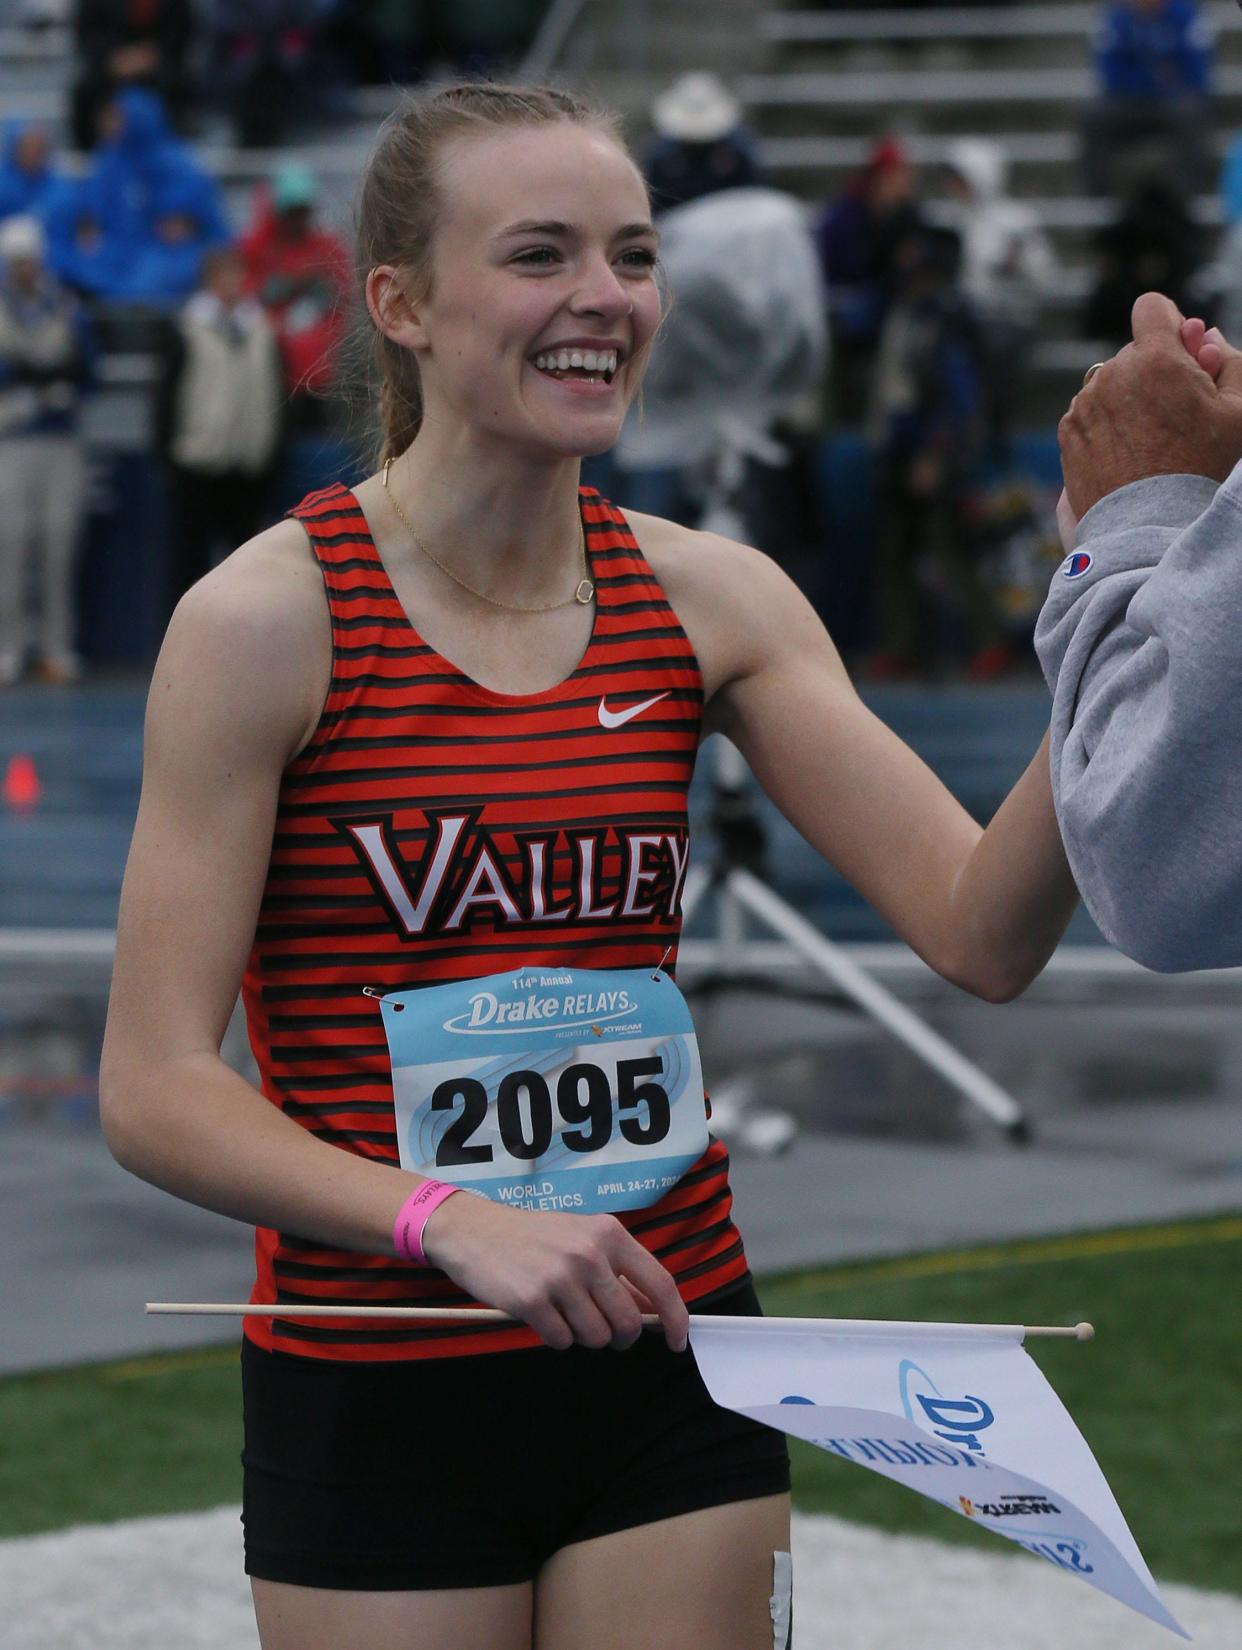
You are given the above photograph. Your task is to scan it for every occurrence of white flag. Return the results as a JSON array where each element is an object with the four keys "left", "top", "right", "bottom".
[{"left": 689, "top": 1316, "right": 1188, "bottom": 1639}]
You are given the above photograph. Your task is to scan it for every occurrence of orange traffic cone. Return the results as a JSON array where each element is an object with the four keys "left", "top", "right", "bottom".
[{"left": 3, "top": 753, "right": 41, "bottom": 812}]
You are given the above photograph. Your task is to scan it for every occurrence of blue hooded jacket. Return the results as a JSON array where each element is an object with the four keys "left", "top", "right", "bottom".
[
  {"left": 43, "top": 172, "right": 127, "bottom": 297},
  {"left": 108, "top": 169, "right": 230, "bottom": 302},
  {"left": 0, "top": 119, "right": 61, "bottom": 223},
  {"left": 93, "top": 88, "right": 229, "bottom": 246},
  {"left": 53, "top": 89, "right": 230, "bottom": 300}
]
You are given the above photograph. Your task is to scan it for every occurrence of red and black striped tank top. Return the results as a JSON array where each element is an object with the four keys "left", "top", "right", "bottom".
[{"left": 240, "top": 483, "right": 751, "bottom": 1361}]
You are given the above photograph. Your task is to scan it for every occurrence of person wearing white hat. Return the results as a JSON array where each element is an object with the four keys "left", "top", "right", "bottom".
[
  {"left": 0, "top": 213, "right": 95, "bottom": 685},
  {"left": 645, "top": 71, "right": 762, "bottom": 214},
  {"left": 0, "top": 213, "right": 44, "bottom": 262}
]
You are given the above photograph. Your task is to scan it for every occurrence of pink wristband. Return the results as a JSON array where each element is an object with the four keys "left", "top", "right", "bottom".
[{"left": 393, "top": 1179, "right": 461, "bottom": 1266}]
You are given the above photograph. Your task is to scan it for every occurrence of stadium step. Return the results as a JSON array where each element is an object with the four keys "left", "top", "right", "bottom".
[
  {"left": 762, "top": 0, "right": 1236, "bottom": 47},
  {"left": 761, "top": 128, "right": 1235, "bottom": 199}
]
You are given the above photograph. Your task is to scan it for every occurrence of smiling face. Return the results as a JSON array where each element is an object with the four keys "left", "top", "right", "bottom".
[{"left": 380, "top": 122, "right": 662, "bottom": 462}]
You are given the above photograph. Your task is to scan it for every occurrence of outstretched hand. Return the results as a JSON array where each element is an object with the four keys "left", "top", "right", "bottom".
[{"left": 1058, "top": 292, "right": 1242, "bottom": 518}]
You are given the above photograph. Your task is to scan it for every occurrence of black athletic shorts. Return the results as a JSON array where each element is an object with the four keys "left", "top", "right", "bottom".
[{"left": 241, "top": 1278, "right": 791, "bottom": 1591}]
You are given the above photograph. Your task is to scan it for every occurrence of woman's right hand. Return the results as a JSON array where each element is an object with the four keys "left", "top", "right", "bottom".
[{"left": 421, "top": 1193, "right": 690, "bottom": 1354}]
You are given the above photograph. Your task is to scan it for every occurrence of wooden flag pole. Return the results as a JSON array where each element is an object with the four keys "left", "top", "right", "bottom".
[{"left": 145, "top": 1303, "right": 1095, "bottom": 1340}]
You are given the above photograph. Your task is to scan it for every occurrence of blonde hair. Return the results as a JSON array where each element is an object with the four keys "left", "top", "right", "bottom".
[{"left": 356, "top": 82, "right": 634, "bottom": 464}]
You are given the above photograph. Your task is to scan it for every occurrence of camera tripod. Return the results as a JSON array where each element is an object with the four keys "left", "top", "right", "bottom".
[
  {"left": 632, "top": 401, "right": 1029, "bottom": 1149},
  {"left": 677, "top": 736, "right": 1030, "bottom": 1149}
]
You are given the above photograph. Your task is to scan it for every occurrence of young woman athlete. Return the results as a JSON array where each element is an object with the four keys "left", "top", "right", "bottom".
[{"left": 100, "top": 84, "right": 1079, "bottom": 1650}]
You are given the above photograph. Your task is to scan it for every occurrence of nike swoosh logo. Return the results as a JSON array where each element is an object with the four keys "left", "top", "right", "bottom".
[{"left": 597, "top": 692, "right": 670, "bottom": 729}]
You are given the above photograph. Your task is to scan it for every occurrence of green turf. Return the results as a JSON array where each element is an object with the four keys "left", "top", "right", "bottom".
[
  {"left": 2, "top": 1216, "right": 1239, "bottom": 1596},
  {"left": 0, "top": 1347, "right": 243, "bottom": 1538}
]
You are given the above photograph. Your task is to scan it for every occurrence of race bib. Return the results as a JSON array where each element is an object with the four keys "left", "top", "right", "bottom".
[{"left": 376, "top": 966, "right": 709, "bottom": 1214}]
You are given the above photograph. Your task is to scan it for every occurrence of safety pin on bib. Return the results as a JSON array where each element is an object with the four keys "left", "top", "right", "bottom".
[{"left": 362, "top": 985, "right": 405, "bottom": 1012}]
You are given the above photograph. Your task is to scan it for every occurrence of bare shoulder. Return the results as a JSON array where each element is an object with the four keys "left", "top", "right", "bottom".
[
  {"left": 618, "top": 508, "right": 841, "bottom": 696},
  {"left": 620, "top": 508, "right": 779, "bottom": 602},
  {"left": 175, "top": 516, "right": 324, "bottom": 636},
  {"left": 150, "top": 516, "right": 330, "bottom": 769}
]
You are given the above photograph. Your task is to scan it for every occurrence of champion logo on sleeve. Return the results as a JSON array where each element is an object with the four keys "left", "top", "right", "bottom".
[
  {"left": 1062, "top": 551, "right": 1093, "bottom": 580},
  {"left": 598, "top": 692, "right": 670, "bottom": 729}
]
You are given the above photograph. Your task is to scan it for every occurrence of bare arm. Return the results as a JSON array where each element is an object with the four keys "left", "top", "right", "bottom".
[
  {"left": 646, "top": 525, "right": 1078, "bottom": 1001},
  {"left": 98, "top": 530, "right": 413, "bottom": 1250},
  {"left": 101, "top": 533, "right": 687, "bottom": 1350}
]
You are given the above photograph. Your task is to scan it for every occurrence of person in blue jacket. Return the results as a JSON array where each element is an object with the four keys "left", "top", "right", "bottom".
[
  {"left": 46, "top": 87, "right": 229, "bottom": 302},
  {"left": 108, "top": 169, "right": 230, "bottom": 304},
  {"left": 0, "top": 120, "right": 62, "bottom": 224},
  {"left": 1082, "top": 0, "right": 1214, "bottom": 197},
  {"left": 92, "top": 86, "right": 228, "bottom": 255},
  {"left": 42, "top": 171, "right": 125, "bottom": 298}
]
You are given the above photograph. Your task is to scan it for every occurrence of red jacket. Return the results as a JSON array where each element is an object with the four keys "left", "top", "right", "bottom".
[{"left": 240, "top": 191, "right": 351, "bottom": 396}]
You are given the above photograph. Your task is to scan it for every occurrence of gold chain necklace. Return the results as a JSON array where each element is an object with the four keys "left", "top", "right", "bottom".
[{"left": 382, "top": 459, "right": 594, "bottom": 614}]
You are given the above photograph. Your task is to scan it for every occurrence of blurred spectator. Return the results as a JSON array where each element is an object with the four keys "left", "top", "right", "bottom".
[
  {"left": 38, "top": 88, "right": 227, "bottom": 305},
  {"left": 71, "top": 0, "right": 197, "bottom": 151},
  {"left": 816, "top": 137, "right": 925, "bottom": 423},
  {"left": 240, "top": 165, "right": 350, "bottom": 434},
  {"left": 155, "top": 245, "right": 282, "bottom": 614},
  {"left": 0, "top": 216, "right": 95, "bottom": 686},
  {"left": 39, "top": 88, "right": 228, "bottom": 302},
  {"left": 337, "top": 0, "right": 423, "bottom": 84},
  {"left": 94, "top": 87, "right": 227, "bottom": 254},
  {"left": 441, "top": 0, "right": 544, "bottom": 73},
  {"left": 0, "top": 121, "right": 63, "bottom": 223},
  {"left": 645, "top": 73, "right": 762, "bottom": 215},
  {"left": 208, "top": 1, "right": 345, "bottom": 149},
  {"left": 1084, "top": 174, "right": 1204, "bottom": 343},
  {"left": 334, "top": 0, "right": 543, "bottom": 84},
  {"left": 42, "top": 171, "right": 121, "bottom": 296},
  {"left": 866, "top": 226, "right": 1004, "bottom": 678},
  {"left": 612, "top": 187, "right": 827, "bottom": 591},
  {"left": 940, "top": 138, "right": 1057, "bottom": 452},
  {"left": 109, "top": 168, "right": 230, "bottom": 303},
  {"left": 1082, "top": 0, "right": 1213, "bottom": 199}
]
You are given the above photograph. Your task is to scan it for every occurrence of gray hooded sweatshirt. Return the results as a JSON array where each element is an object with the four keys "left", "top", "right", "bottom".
[{"left": 1034, "top": 467, "right": 1240, "bottom": 971}]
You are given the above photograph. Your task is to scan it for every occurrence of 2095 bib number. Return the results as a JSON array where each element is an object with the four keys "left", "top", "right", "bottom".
[{"left": 434, "top": 1056, "right": 670, "bottom": 1168}]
